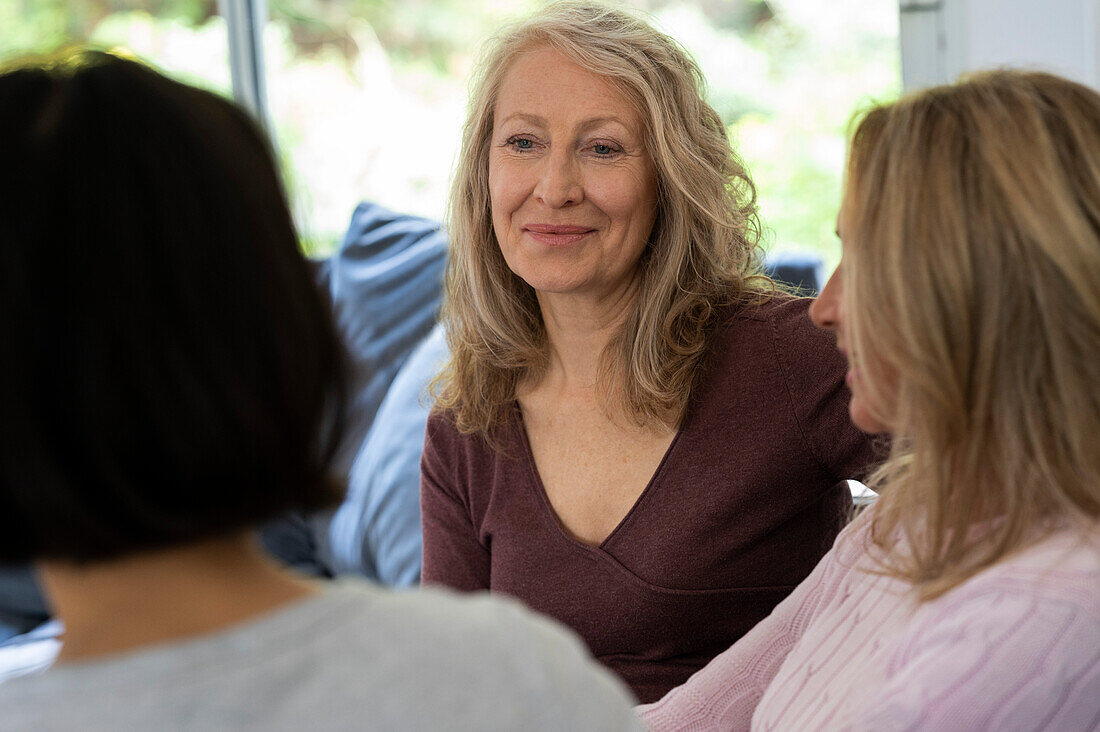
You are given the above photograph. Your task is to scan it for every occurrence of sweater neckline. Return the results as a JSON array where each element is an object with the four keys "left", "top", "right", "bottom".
[{"left": 510, "top": 402, "right": 689, "bottom": 553}]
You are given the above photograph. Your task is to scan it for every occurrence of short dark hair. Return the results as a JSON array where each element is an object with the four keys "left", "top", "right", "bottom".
[{"left": 0, "top": 50, "right": 347, "bottom": 563}]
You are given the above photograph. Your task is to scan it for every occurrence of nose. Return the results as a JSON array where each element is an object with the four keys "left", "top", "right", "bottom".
[
  {"left": 534, "top": 149, "right": 583, "bottom": 208},
  {"left": 809, "top": 262, "right": 842, "bottom": 332}
]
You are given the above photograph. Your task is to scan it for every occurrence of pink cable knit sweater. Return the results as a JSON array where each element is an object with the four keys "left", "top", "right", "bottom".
[{"left": 639, "top": 508, "right": 1100, "bottom": 731}]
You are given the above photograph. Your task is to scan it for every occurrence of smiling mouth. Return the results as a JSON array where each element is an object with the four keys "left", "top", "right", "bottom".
[{"left": 523, "top": 224, "right": 595, "bottom": 247}]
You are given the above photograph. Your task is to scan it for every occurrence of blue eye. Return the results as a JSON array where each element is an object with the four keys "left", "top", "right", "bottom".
[
  {"left": 593, "top": 144, "right": 614, "bottom": 155},
  {"left": 507, "top": 136, "right": 534, "bottom": 150}
]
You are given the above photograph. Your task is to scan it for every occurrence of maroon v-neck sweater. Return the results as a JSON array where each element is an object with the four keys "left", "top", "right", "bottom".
[{"left": 420, "top": 296, "right": 882, "bottom": 703}]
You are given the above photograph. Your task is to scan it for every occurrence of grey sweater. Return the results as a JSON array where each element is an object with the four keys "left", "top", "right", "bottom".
[{"left": 0, "top": 582, "right": 641, "bottom": 731}]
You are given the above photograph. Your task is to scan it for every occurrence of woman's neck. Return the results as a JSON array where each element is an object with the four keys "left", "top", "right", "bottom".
[
  {"left": 37, "top": 533, "right": 318, "bottom": 663},
  {"left": 534, "top": 282, "right": 637, "bottom": 392}
]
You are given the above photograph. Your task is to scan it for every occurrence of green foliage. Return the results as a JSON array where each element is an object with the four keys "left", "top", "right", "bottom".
[
  {"left": 267, "top": 0, "right": 540, "bottom": 75},
  {"left": 1, "top": 0, "right": 68, "bottom": 58},
  {"left": 1, "top": 0, "right": 216, "bottom": 59},
  {"left": 6, "top": 0, "right": 900, "bottom": 263},
  {"left": 721, "top": 0, "right": 901, "bottom": 265}
]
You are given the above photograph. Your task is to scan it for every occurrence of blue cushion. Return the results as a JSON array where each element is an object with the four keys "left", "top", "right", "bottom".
[
  {"left": 327, "top": 323, "right": 447, "bottom": 585},
  {"left": 0, "top": 566, "right": 50, "bottom": 644},
  {"left": 325, "top": 202, "right": 448, "bottom": 477}
]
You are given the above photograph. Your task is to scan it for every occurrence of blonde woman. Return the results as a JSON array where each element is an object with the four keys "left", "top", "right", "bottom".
[
  {"left": 420, "top": 0, "right": 880, "bottom": 702},
  {"left": 640, "top": 70, "right": 1100, "bottom": 730}
]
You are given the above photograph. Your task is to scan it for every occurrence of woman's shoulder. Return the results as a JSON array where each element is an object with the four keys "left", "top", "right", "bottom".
[
  {"left": 963, "top": 526, "right": 1100, "bottom": 605},
  {"left": 0, "top": 583, "right": 640, "bottom": 731},
  {"left": 714, "top": 293, "right": 828, "bottom": 350},
  {"left": 425, "top": 405, "right": 460, "bottom": 437},
  {"left": 844, "top": 525, "right": 1100, "bottom": 731},
  {"left": 330, "top": 582, "right": 641, "bottom": 728},
  {"left": 425, "top": 406, "right": 489, "bottom": 447},
  {"left": 423, "top": 407, "right": 464, "bottom": 460},
  {"left": 706, "top": 292, "right": 848, "bottom": 396},
  {"left": 423, "top": 405, "right": 521, "bottom": 472},
  {"left": 844, "top": 514, "right": 1100, "bottom": 603},
  {"left": 899, "top": 527, "right": 1100, "bottom": 658}
]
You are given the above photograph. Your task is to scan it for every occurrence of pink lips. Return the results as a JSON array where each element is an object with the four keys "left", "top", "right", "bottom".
[
  {"left": 837, "top": 346, "right": 855, "bottom": 385},
  {"left": 523, "top": 224, "right": 594, "bottom": 247},
  {"left": 845, "top": 363, "right": 861, "bottom": 387}
]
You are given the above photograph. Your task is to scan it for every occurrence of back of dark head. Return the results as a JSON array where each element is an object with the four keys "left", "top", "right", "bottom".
[{"left": 0, "top": 50, "right": 347, "bottom": 563}]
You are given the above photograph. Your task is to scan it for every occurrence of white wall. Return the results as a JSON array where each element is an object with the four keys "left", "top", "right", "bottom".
[{"left": 900, "top": 0, "right": 1100, "bottom": 90}]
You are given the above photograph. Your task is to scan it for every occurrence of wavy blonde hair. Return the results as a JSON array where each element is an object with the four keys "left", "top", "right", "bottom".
[
  {"left": 434, "top": 0, "right": 770, "bottom": 436},
  {"left": 845, "top": 70, "right": 1100, "bottom": 599}
]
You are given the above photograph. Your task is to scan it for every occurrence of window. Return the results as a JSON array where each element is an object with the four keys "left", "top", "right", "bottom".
[
  {"left": 257, "top": 0, "right": 900, "bottom": 262},
  {"left": 8, "top": 1, "right": 900, "bottom": 265}
]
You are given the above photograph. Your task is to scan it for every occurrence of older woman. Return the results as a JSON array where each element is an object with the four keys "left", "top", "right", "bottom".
[
  {"left": 0, "top": 51, "right": 641, "bottom": 730},
  {"left": 640, "top": 70, "right": 1100, "bottom": 730},
  {"left": 420, "top": 0, "right": 880, "bottom": 702}
]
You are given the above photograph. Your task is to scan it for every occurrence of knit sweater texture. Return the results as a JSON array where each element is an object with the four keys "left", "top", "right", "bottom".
[{"left": 639, "top": 508, "right": 1100, "bottom": 731}]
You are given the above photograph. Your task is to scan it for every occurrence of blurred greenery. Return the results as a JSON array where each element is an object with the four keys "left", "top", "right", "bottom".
[
  {"left": 5, "top": 0, "right": 900, "bottom": 264},
  {"left": 1, "top": 0, "right": 214, "bottom": 57}
]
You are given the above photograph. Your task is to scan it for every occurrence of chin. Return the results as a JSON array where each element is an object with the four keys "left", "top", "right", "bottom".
[{"left": 520, "top": 274, "right": 586, "bottom": 295}]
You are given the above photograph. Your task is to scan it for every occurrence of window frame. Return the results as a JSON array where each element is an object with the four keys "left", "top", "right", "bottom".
[{"left": 219, "top": 0, "right": 271, "bottom": 130}]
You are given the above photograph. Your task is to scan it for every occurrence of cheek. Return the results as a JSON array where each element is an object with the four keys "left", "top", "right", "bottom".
[
  {"left": 487, "top": 164, "right": 504, "bottom": 216},
  {"left": 488, "top": 155, "right": 526, "bottom": 219},
  {"left": 625, "top": 166, "right": 658, "bottom": 208},
  {"left": 846, "top": 365, "right": 893, "bottom": 434},
  {"left": 590, "top": 170, "right": 657, "bottom": 233}
]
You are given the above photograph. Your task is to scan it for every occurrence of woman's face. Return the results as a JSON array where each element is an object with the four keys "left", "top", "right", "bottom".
[
  {"left": 809, "top": 200, "right": 891, "bottom": 434},
  {"left": 488, "top": 46, "right": 658, "bottom": 303}
]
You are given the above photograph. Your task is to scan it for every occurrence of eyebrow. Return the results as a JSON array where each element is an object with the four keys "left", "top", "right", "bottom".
[
  {"left": 496, "top": 112, "right": 634, "bottom": 135},
  {"left": 497, "top": 112, "right": 547, "bottom": 127}
]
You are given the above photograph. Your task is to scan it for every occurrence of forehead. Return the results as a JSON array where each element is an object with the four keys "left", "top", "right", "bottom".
[{"left": 493, "top": 46, "right": 643, "bottom": 130}]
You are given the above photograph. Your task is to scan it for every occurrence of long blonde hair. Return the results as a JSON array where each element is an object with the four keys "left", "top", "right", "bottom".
[
  {"left": 434, "top": 0, "right": 770, "bottom": 436},
  {"left": 846, "top": 70, "right": 1100, "bottom": 599}
]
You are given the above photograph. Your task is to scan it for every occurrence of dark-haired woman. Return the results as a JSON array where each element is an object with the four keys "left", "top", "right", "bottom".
[{"left": 0, "top": 50, "right": 639, "bottom": 731}]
